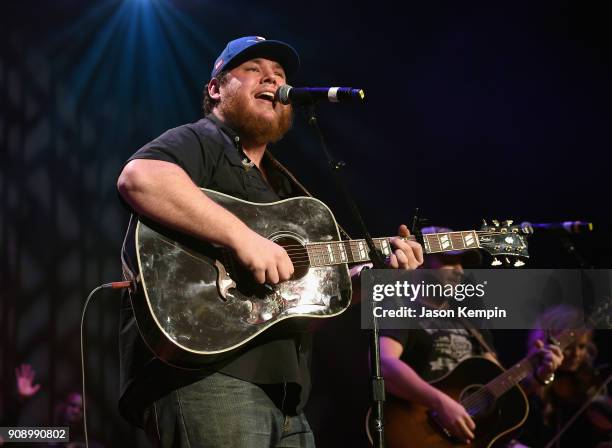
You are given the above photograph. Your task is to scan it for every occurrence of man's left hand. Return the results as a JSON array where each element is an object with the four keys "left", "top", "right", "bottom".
[
  {"left": 533, "top": 339, "right": 564, "bottom": 380},
  {"left": 387, "top": 224, "right": 423, "bottom": 270}
]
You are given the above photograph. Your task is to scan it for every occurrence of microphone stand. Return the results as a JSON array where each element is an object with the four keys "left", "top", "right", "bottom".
[{"left": 303, "top": 103, "right": 388, "bottom": 448}]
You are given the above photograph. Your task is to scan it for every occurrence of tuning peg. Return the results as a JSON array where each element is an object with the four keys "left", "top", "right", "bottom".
[
  {"left": 521, "top": 223, "right": 534, "bottom": 234},
  {"left": 491, "top": 258, "right": 502, "bottom": 266},
  {"left": 504, "top": 257, "right": 511, "bottom": 264},
  {"left": 482, "top": 219, "right": 488, "bottom": 226},
  {"left": 492, "top": 219, "right": 500, "bottom": 227},
  {"left": 514, "top": 260, "right": 525, "bottom": 267},
  {"left": 504, "top": 220, "right": 514, "bottom": 226}
]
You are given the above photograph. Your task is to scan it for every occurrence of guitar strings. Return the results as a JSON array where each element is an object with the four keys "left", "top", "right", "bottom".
[
  {"left": 459, "top": 365, "right": 527, "bottom": 411},
  {"left": 227, "top": 246, "right": 524, "bottom": 267},
  {"left": 458, "top": 388, "right": 495, "bottom": 413},
  {"left": 257, "top": 245, "right": 521, "bottom": 259},
  {"left": 222, "top": 229, "right": 526, "bottom": 269},
  {"left": 218, "top": 230, "right": 521, "bottom": 254},
  {"left": 273, "top": 231, "right": 520, "bottom": 250},
  {"left": 460, "top": 381, "right": 507, "bottom": 412}
]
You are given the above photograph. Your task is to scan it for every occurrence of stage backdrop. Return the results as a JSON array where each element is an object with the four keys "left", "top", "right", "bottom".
[{"left": 2, "top": 1, "right": 611, "bottom": 446}]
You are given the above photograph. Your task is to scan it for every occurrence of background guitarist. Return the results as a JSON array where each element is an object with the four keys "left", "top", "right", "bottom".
[
  {"left": 116, "top": 36, "right": 423, "bottom": 448},
  {"left": 511, "top": 306, "right": 611, "bottom": 447},
  {"left": 379, "top": 226, "right": 563, "bottom": 445}
]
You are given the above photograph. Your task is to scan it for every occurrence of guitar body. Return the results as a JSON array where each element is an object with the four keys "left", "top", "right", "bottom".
[
  {"left": 370, "top": 357, "right": 529, "bottom": 448},
  {"left": 132, "top": 189, "right": 351, "bottom": 368},
  {"left": 126, "top": 188, "right": 533, "bottom": 370}
]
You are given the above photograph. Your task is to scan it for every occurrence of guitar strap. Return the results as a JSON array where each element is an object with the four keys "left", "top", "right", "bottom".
[
  {"left": 459, "top": 317, "right": 497, "bottom": 356},
  {"left": 266, "top": 150, "right": 352, "bottom": 240}
]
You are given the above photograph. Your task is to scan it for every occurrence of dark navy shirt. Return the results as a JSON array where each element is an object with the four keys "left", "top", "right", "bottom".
[{"left": 118, "top": 114, "right": 311, "bottom": 426}]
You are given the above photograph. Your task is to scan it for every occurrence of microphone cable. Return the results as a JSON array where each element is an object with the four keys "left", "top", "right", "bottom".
[{"left": 80, "top": 281, "right": 131, "bottom": 448}]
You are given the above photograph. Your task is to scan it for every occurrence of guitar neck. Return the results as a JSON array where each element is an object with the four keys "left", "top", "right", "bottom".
[
  {"left": 306, "top": 231, "right": 481, "bottom": 267},
  {"left": 484, "top": 328, "right": 580, "bottom": 399},
  {"left": 485, "top": 357, "right": 537, "bottom": 399}
]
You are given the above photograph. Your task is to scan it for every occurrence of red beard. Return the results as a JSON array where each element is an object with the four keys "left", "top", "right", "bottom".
[{"left": 218, "top": 89, "right": 293, "bottom": 146}]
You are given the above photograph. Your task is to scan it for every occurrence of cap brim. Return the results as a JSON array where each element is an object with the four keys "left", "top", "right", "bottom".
[{"left": 218, "top": 40, "right": 300, "bottom": 80}]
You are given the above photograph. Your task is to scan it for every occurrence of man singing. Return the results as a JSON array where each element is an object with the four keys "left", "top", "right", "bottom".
[{"left": 117, "top": 36, "right": 423, "bottom": 447}]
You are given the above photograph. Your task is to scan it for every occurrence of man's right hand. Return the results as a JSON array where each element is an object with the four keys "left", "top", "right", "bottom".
[
  {"left": 232, "top": 230, "right": 294, "bottom": 284},
  {"left": 432, "top": 392, "right": 476, "bottom": 443}
]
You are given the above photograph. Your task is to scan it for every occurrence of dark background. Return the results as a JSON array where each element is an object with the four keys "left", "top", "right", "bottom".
[{"left": 2, "top": 0, "right": 611, "bottom": 446}]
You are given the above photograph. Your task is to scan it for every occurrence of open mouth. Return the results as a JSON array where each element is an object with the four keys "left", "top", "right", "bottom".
[{"left": 255, "top": 91, "right": 276, "bottom": 105}]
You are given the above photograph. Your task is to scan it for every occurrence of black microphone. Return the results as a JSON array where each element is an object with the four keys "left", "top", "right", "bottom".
[
  {"left": 520, "top": 221, "right": 594, "bottom": 234},
  {"left": 275, "top": 84, "right": 365, "bottom": 105}
]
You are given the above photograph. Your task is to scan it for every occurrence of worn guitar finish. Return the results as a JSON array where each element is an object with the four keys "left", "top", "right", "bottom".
[
  {"left": 130, "top": 189, "right": 530, "bottom": 368},
  {"left": 133, "top": 189, "right": 352, "bottom": 367}
]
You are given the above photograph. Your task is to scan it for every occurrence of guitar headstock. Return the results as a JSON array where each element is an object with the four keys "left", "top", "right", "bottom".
[{"left": 478, "top": 219, "right": 531, "bottom": 267}]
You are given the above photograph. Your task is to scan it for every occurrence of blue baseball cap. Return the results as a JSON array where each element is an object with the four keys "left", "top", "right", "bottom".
[{"left": 211, "top": 36, "right": 300, "bottom": 80}]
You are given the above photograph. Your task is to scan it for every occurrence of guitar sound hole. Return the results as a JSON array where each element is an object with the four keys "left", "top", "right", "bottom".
[
  {"left": 274, "top": 236, "right": 310, "bottom": 280},
  {"left": 459, "top": 384, "right": 496, "bottom": 418}
]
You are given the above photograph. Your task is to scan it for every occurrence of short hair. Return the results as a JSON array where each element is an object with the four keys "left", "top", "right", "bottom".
[{"left": 202, "top": 71, "right": 229, "bottom": 115}]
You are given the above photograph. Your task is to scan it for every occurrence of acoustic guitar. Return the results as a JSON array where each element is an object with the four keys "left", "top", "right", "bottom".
[{"left": 126, "top": 189, "right": 530, "bottom": 367}]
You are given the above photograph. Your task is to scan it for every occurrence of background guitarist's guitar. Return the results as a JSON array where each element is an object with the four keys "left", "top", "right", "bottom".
[
  {"left": 126, "top": 189, "right": 530, "bottom": 368},
  {"left": 365, "top": 300, "right": 612, "bottom": 448}
]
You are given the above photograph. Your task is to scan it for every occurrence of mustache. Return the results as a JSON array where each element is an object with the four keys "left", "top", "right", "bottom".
[{"left": 220, "top": 91, "right": 293, "bottom": 145}]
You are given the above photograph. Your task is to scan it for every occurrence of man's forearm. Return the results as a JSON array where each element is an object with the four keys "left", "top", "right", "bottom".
[
  {"left": 118, "top": 159, "right": 248, "bottom": 249},
  {"left": 381, "top": 356, "right": 444, "bottom": 409}
]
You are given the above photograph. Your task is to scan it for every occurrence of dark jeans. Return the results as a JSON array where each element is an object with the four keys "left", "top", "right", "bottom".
[{"left": 143, "top": 372, "right": 315, "bottom": 448}]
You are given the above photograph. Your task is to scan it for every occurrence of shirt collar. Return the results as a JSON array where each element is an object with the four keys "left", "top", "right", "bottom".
[
  {"left": 206, "top": 113, "right": 270, "bottom": 170},
  {"left": 206, "top": 113, "right": 241, "bottom": 146}
]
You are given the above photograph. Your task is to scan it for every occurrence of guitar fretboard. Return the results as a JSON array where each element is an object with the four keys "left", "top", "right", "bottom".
[
  {"left": 485, "top": 359, "right": 536, "bottom": 399},
  {"left": 484, "top": 329, "right": 579, "bottom": 399},
  {"left": 305, "top": 231, "right": 481, "bottom": 267},
  {"left": 306, "top": 238, "right": 393, "bottom": 267},
  {"left": 422, "top": 231, "right": 480, "bottom": 254}
]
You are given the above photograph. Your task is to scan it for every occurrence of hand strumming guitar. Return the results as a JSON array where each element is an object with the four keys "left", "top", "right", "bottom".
[
  {"left": 231, "top": 229, "right": 294, "bottom": 285},
  {"left": 431, "top": 391, "right": 476, "bottom": 443}
]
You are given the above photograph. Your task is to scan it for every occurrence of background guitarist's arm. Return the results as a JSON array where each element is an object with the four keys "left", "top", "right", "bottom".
[
  {"left": 519, "top": 339, "right": 564, "bottom": 394},
  {"left": 117, "top": 158, "right": 294, "bottom": 285},
  {"left": 380, "top": 336, "right": 476, "bottom": 443}
]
